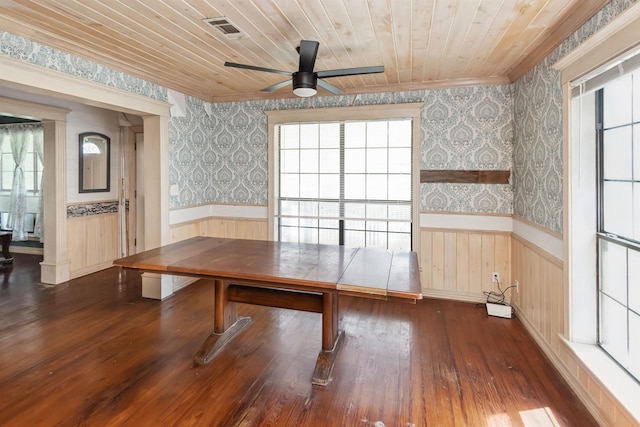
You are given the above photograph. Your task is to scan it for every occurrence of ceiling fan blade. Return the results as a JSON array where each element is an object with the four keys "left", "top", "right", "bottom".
[
  {"left": 317, "top": 65, "right": 384, "bottom": 78},
  {"left": 298, "top": 40, "right": 319, "bottom": 73},
  {"left": 317, "top": 78, "right": 344, "bottom": 95},
  {"left": 224, "top": 62, "right": 292, "bottom": 76},
  {"left": 262, "top": 79, "right": 291, "bottom": 92}
]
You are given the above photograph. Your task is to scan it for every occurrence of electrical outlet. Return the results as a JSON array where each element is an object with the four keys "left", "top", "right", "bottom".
[
  {"left": 515, "top": 280, "right": 519, "bottom": 293},
  {"left": 492, "top": 272, "right": 500, "bottom": 283}
]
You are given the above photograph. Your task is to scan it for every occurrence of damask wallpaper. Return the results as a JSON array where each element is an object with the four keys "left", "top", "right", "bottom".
[
  {"left": 512, "top": 0, "right": 637, "bottom": 233},
  {"left": 169, "top": 85, "right": 515, "bottom": 213}
]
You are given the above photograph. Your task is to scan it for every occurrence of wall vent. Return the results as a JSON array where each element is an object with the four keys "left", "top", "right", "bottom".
[{"left": 203, "top": 17, "right": 245, "bottom": 39}]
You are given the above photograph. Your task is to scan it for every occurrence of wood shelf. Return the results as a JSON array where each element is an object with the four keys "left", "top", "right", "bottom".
[{"left": 420, "top": 170, "right": 510, "bottom": 184}]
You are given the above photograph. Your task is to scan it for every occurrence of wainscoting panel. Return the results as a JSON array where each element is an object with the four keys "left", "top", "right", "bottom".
[
  {"left": 67, "top": 212, "right": 119, "bottom": 278},
  {"left": 419, "top": 228, "right": 511, "bottom": 302},
  {"left": 510, "top": 234, "right": 565, "bottom": 351},
  {"left": 510, "top": 233, "right": 639, "bottom": 427},
  {"left": 170, "top": 216, "right": 268, "bottom": 243}
]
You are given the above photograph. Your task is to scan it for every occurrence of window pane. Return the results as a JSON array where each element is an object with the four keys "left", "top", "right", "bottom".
[
  {"left": 366, "top": 175, "right": 388, "bottom": 200},
  {"left": 365, "top": 220, "right": 387, "bottom": 231},
  {"left": 280, "top": 226, "right": 298, "bottom": 242},
  {"left": 319, "top": 123, "right": 339, "bottom": 148},
  {"left": 299, "top": 227, "right": 318, "bottom": 244},
  {"left": 319, "top": 202, "right": 339, "bottom": 218},
  {"left": 600, "top": 294, "right": 628, "bottom": 364},
  {"left": 600, "top": 240, "right": 628, "bottom": 305},
  {"left": 603, "top": 126, "right": 632, "bottom": 180},
  {"left": 388, "top": 120, "right": 412, "bottom": 147},
  {"left": 635, "top": 183, "right": 640, "bottom": 242},
  {"left": 344, "top": 230, "right": 365, "bottom": 247},
  {"left": 345, "top": 220, "right": 365, "bottom": 230},
  {"left": 366, "top": 231, "right": 388, "bottom": 248},
  {"left": 319, "top": 149, "right": 339, "bottom": 173},
  {"left": 280, "top": 174, "right": 299, "bottom": 197},
  {"left": 300, "top": 123, "right": 319, "bottom": 148},
  {"left": 345, "top": 174, "right": 365, "bottom": 199},
  {"left": 367, "top": 148, "right": 387, "bottom": 173},
  {"left": 345, "top": 122, "right": 365, "bottom": 148},
  {"left": 367, "top": 122, "right": 388, "bottom": 147},
  {"left": 319, "top": 228, "right": 339, "bottom": 245},
  {"left": 299, "top": 174, "right": 318, "bottom": 198},
  {"left": 634, "top": 71, "right": 640, "bottom": 122},
  {"left": 344, "top": 203, "right": 365, "bottom": 219},
  {"left": 389, "top": 147, "right": 411, "bottom": 173},
  {"left": 389, "top": 221, "right": 411, "bottom": 233},
  {"left": 299, "top": 201, "right": 318, "bottom": 217},
  {"left": 280, "top": 125, "right": 299, "bottom": 149},
  {"left": 389, "top": 204, "right": 412, "bottom": 220},
  {"left": 366, "top": 204, "right": 387, "bottom": 219},
  {"left": 629, "top": 311, "right": 640, "bottom": 379},
  {"left": 635, "top": 125, "right": 640, "bottom": 179},
  {"left": 388, "top": 233, "right": 411, "bottom": 251},
  {"left": 300, "top": 150, "right": 318, "bottom": 173},
  {"left": 280, "top": 217, "right": 298, "bottom": 227},
  {"left": 299, "top": 218, "right": 318, "bottom": 228},
  {"left": 344, "top": 148, "right": 365, "bottom": 173},
  {"left": 603, "top": 182, "right": 633, "bottom": 237},
  {"left": 319, "top": 174, "right": 340, "bottom": 199},
  {"left": 281, "top": 150, "right": 299, "bottom": 173},
  {"left": 388, "top": 175, "right": 412, "bottom": 201},
  {"left": 603, "top": 74, "right": 632, "bottom": 128},
  {"left": 629, "top": 248, "right": 640, "bottom": 314},
  {"left": 319, "top": 219, "right": 338, "bottom": 229},
  {"left": 280, "top": 200, "right": 298, "bottom": 216}
]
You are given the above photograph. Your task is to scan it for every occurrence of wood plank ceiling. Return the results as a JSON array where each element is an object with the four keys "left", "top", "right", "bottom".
[{"left": 0, "top": 0, "right": 609, "bottom": 103}]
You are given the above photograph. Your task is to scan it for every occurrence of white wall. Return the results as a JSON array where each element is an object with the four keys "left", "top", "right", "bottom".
[{"left": 66, "top": 105, "right": 120, "bottom": 204}]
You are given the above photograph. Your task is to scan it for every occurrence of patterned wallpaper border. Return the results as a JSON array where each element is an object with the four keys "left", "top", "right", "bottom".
[
  {"left": 67, "top": 201, "right": 120, "bottom": 218},
  {"left": 0, "top": 31, "right": 167, "bottom": 102}
]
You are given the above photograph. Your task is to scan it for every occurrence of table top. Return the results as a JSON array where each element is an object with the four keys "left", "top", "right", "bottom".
[{"left": 114, "top": 237, "right": 422, "bottom": 301}]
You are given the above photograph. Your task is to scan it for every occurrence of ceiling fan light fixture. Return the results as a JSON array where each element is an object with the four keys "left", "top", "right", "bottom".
[
  {"left": 293, "top": 87, "right": 317, "bottom": 97},
  {"left": 292, "top": 72, "right": 317, "bottom": 97}
]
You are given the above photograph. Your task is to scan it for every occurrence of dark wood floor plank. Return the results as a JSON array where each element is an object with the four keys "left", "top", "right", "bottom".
[{"left": 0, "top": 254, "right": 598, "bottom": 426}]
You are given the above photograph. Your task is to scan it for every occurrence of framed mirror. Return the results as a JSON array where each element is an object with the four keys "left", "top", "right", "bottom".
[{"left": 79, "top": 132, "right": 110, "bottom": 193}]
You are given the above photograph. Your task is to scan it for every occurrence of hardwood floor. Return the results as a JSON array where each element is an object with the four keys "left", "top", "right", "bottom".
[{"left": 0, "top": 254, "right": 597, "bottom": 426}]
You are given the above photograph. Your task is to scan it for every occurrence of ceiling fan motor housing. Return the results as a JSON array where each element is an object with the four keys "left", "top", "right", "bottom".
[{"left": 293, "top": 71, "right": 317, "bottom": 90}]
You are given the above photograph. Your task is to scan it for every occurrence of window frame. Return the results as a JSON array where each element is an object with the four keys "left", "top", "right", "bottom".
[
  {"left": 595, "top": 81, "right": 640, "bottom": 380},
  {"left": 266, "top": 103, "right": 423, "bottom": 253}
]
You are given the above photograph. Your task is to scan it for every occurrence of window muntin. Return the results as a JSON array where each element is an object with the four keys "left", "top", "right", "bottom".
[{"left": 275, "top": 118, "right": 413, "bottom": 251}]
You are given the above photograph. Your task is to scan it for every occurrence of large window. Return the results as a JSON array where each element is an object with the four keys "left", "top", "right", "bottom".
[
  {"left": 267, "top": 104, "right": 421, "bottom": 252},
  {"left": 596, "top": 70, "right": 640, "bottom": 381},
  {"left": 0, "top": 127, "right": 43, "bottom": 193}
]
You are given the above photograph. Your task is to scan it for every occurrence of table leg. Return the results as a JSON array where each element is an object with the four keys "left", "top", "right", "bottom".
[
  {"left": 312, "top": 292, "right": 345, "bottom": 386},
  {"left": 194, "top": 279, "right": 251, "bottom": 365}
]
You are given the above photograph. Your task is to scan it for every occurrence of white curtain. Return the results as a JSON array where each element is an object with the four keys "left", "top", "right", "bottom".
[
  {"left": 6, "top": 124, "right": 34, "bottom": 241},
  {"left": 33, "top": 128, "right": 44, "bottom": 242}
]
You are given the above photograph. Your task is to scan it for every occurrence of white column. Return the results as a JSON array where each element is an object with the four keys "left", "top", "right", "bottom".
[
  {"left": 40, "top": 120, "right": 71, "bottom": 284},
  {"left": 140, "top": 114, "right": 172, "bottom": 299}
]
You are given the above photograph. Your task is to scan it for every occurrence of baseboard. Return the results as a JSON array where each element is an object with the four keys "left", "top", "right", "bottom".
[
  {"left": 172, "top": 276, "right": 199, "bottom": 293},
  {"left": 69, "top": 261, "right": 114, "bottom": 279},
  {"left": 513, "top": 305, "right": 608, "bottom": 427},
  {"left": 9, "top": 245, "right": 43, "bottom": 255},
  {"left": 421, "top": 288, "right": 487, "bottom": 304}
]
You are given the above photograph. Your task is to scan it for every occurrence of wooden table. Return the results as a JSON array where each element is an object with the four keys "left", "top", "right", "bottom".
[{"left": 114, "top": 237, "right": 422, "bottom": 385}]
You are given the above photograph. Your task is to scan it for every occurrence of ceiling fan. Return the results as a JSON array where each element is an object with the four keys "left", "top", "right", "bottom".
[{"left": 224, "top": 40, "right": 384, "bottom": 97}]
